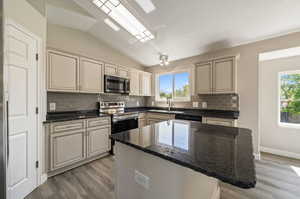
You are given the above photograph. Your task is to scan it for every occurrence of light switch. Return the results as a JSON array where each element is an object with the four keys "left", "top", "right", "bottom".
[
  {"left": 137, "top": 101, "right": 140, "bottom": 106},
  {"left": 202, "top": 102, "right": 207, "bottom": 109},
  {"left": 49, "top": 102, "right": 56, "bottom": 111},
  {"left": 193, "top": 102, "right": 199, "bottom": 108},
  {"left": 151, "top": 101, "right": 155, "bottom": 106}
]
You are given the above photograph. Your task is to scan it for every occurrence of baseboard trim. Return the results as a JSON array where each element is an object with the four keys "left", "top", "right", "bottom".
[
  {"left": 261, "top": 147, "right": 300, "bottom": 160},
  {"left": 41, "top": 173, "right": 48, "bottom": 185},
  {"left": 253, "top": 153, "right": 261, "bottom": 160}
]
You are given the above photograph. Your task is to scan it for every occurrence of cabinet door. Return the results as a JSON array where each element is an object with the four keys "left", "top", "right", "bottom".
[
  {"left": 130, "top": 69, "right": 140, "bottom": 96},
  {"left": 118, "top": 67, "right": 130, "bottom": 79},
  {"left": 105, "top": 63, "right": 118, "bottom": 76},
  {"left": 139, "top": 118, "right": 147, "bottom": 128},
  {"left": 47, "top": 50, "right": 79, "bottom": 92},
  {"left": 195, "top": 62, "right": 212, "bottom": 94},
  {"left": 140, "top": 72, "right": 152, "bottom": 96},
  {"left": 50, "top": 130, "right": 86, "bottom": 170},
  {"left": 79, "top": 58, "right": 103, "bottom": 93},
  {"left": 203, "top": 117, "right": 236, "bottom": 127},
  {"left": 87, "top": 126, "right": 110, "bottom": 157},
  {"left": 213, "top": 57, "right": 236, "bottom": 93}
]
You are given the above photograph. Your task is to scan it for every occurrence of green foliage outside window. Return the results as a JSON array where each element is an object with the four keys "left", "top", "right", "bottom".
[{"left": 281, "top": 73, "right": 300, "bottom": 114}]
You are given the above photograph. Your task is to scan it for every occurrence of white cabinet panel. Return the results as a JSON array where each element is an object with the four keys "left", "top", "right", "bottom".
[
  {"left": 80, "top": 58, "right": 103, "bottom": 93},
  {"left": 118, "top": 67, "right": 130, "bottom": 79},
  {"left": 130, "top": 69, "right": 140, "bottom": 96},
  {"left": 47, "top": 50, "right": 79, "bottom": 92},
  {"left": 202, "top": 117, "right": 237, "bottom": 127},
  {"left": 195, "top": 62, "right": 212, "bottom": 94},
  {"left": 87, "top": 127, "right": 110, "bottom": 157},
  {"left": 213, "top": 57, "right": 236, "bottom": 93},
  {"left": 140, "top": 72, "right": 152, "bottom": 96},
  {"left": 104, "top": 63, "right": 118, "bottom": 76}
]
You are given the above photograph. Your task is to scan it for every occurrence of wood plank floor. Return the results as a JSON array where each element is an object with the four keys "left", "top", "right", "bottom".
[{"left": 26, "top": 153, "right": 300, "bottom": 199}]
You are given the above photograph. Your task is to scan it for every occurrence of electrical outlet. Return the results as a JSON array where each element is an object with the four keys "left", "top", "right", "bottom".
[
  {"left": 49, "top": 102, "right": 56, "bottom": 111},
  {"left": 232, "top": 96, "right": 238, "bottom": 100},
  {"left": 134, "top": 170, "right": 150, "bottom": 189},
  {"left": 151, "top": 101, "right": 155, "bottom": 106},
  {"left": 137, "top": 101, "right": 140, "bottom": 106},
  {"left": 193, "top": 102, "right": 199, "bottom": 108},
  {"left": 202, "top": 102, "right": 207, "bottom": 109}
]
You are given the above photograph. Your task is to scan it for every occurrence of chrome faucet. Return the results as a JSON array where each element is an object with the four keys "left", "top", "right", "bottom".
[{"left": 167, "top": 98, "right": 172, "bottom": 111}]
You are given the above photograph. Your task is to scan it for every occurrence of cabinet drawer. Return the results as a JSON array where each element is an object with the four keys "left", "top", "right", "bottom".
[
  {"left": 87, "top": 117, "right": 110, "bottom": 128},
  {"left": 51, "top": 120, "right": 85, "bottom": 133},
  {"left": 203, "top": 117, "right": 236, "bottom": 127},
  {"left": 147, "top": 113, "right": 175, "bottom": 120}
]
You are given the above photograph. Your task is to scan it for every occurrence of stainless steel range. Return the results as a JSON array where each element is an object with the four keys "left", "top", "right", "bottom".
[{"left": 99, "top": 101, "right": 139, "bottom": 134}]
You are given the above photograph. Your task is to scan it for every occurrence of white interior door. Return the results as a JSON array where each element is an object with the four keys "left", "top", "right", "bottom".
[{"left": 6, "top": 22, "right": 38, "bottom": 199}]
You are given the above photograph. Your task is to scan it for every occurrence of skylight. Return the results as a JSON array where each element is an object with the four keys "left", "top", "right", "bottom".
[{"left": 93, "top": 0, "right": 155, "bottom": 42}]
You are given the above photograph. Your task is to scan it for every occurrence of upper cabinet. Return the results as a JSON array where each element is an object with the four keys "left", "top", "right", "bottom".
[
  {"left": 195, "top": 56, "right": 236, "bottom": 94},
  {"left": 104, "top": 64, "right": 130, "bottom": 79},
  {"left": 130, "top": 69, "right": 140, "bottom": 96},
  {"left": 79, "top": 57, "right": 103, "bottom": 93},
  {"left": 47, "top": 50, "right": 79, "bottom": 92},
  {"left": 140, "top": 72, "right": 152, "bottom": 96},
  {"left": 213, "top": 57, "right": 236, "bottom": 93},
  {"left": 104, "top": 63, "right": 118, "bottom": 76},
  {"left": 195, "top": 62, "right": 212, "bottom": 94}
]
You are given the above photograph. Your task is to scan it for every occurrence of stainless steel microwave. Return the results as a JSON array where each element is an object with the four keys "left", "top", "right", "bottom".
[{"left": 104, "top": 75, "right": 130, "bottom": 94}]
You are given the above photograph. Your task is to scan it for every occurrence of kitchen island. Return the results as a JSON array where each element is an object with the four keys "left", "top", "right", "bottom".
[{"left": 110, "top": 120, "right": 256, "bottom": 199}]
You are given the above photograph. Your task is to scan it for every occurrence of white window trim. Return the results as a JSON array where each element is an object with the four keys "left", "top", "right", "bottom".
[
  {"left": 155, "top": 69, "right": 192, "bottom": 102},
  {"left": 278, "top": 70, "right": 300, "bottom": 128}
]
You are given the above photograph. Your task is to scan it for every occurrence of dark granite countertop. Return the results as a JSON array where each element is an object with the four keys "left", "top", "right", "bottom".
[
  {"left": 110, "top": 120, "right": 256, "bottom": 189},
  {"left": 44, "top": 110, "right": 110, "bottom": 123},
  {"left": 125, "top": 107, "right": 239, "bottom": 119}
]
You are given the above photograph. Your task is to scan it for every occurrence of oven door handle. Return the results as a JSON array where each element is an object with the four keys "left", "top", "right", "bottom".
[{"left": 113, "top": 116, "right": 138, "bottom": 123}]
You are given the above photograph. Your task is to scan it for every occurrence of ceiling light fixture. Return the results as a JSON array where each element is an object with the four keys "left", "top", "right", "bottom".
[
  {"left": 134, "top": 0, "right": 156, "bottom": 14},
  {"left": 104, "top": 18, "right": 120, "bottom": 31},
  {"left": 92, "top": 0, "right": 155, "bottom": 42},
  {"left": 159, "top": 54, "right": 169, "bottom": 66}
]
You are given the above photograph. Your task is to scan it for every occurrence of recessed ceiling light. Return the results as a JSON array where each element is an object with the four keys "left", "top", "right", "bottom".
[
  {"left": 104, "top": 18, "right": 120, "bottom": 31},
  {"left": 134, "top": 0, "right": 156, "bottom": 14},
  {"left": 92, "top": 0, "right": 155, "bottom": 43}
]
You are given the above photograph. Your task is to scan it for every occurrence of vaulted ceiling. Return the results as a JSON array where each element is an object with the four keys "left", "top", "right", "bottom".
[{"left": 46, "top": 0, "right": 300, "bottom": 66}]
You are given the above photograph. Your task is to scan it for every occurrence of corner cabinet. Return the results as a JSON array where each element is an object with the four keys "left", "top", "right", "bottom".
[
  {"left": 195, "top": 56, "right": 237, "bottom": 94},
  {"left": 79, "top": 58, "right": 103, "bottom": 93},
  {"left": 47, "top": 50, "right": 79, "bottom": 92}
]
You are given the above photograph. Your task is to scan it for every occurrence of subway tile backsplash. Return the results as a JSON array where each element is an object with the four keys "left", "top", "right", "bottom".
[
  {"left": 146, "top": 94, "right": 239, "bottom": 111},
  {"left": 47, "top": 92, "right": 239, "bottom": 112},
  {"left": 47, "top": 92, "right": 148, "bottom": 112}
]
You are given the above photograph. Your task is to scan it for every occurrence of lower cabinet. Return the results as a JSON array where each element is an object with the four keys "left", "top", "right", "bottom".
[
  {"left": 147, "top": 113, "right": 175, "bottom": 125},
  {"left": 51, "top": 130, "right": 86, "bottom": 170},
  {"left": 46, "top": 117, "right": 111, "bottom": 175},
  {"left": 87, "top": 126, "right": 110, "bottom": 157},
  {"left": 202, "top": 117, "right": 237, "bottom": 127}
]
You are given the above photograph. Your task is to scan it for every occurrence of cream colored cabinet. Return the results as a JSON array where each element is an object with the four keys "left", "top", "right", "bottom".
[
  {"left": 213, "top": 57, "right": 236, "bottom": 93},
  {"left": 87, "top": 126, "right": 110, "bottom": 157},
  {"left": 47, "top": 50, "right": 79, "bottom": 92},
  {"left": 202, "top": 117, "right": 237, "bottom": 127},
  {"left": 147, "top": 113, "right": 175, "bottom": 125},
  {"left": 79, "top": 58, "right": 103, "bottom": 93},
  {"left": 138, "top": 113, "right": 147, "bottom": 127},
  {"left": 195, "top": 56, "right": 236, "bottom": 94},
  {"left": 195, "top": 62, "right": 213, "bottom": 94},
  {"left": 130, "top": 69, "right": 140, "bottom": 96},
  {"left": 46, "top": 117, "right": 111, "bottom": 176},
  {"left": 104, "top": 63, "right": 118, "bottom": 76},
  {"left": 140, "top": 72, "right": 152, "bottom": 96},
  {"left": 50, "top": 129, "right": 86, "bottom": 170},
  {"left": 118, "top": 66, "right": 130, "bottom": 79}
]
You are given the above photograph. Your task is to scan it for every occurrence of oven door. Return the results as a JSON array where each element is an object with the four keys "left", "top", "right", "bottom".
[
  {"left": 104, "top": 75, "right": 126, "bottom": 94},
  {"left": 112, "top": 116, "right": 138, "bottom": 134}
]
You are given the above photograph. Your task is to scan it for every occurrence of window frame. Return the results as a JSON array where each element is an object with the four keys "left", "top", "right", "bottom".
[
  {"left": 155, "top": 69, "right": 191, "bottom": 102},
  {"left": 278, "top": 70, "right": 300, "bottom": 128}
]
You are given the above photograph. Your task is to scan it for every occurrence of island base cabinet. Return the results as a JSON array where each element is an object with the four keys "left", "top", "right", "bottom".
[
  {"left": 114, "top": 143, "right": 220, "bottom": 199},
  {"left": 50, "top": 130, "right": 86, "bottom": 170},
  {"left": 87, "top": 126, "right": 110, "bottom": 157}
]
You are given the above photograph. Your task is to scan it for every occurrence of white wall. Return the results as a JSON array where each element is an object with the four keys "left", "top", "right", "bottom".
[
  {"left": 260, "top": 56, "right": 300, "bottom": 158},
  {"left": 147, "top": 31, "right": 300, "bottom": 155},
  {"left": 47, "top": 23, "right": 145, "bottom": 70}
]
